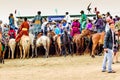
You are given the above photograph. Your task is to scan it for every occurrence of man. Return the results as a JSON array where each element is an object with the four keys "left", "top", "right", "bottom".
[
  {"left": 32, "top": 11, "right": 42, "bottom": 36},
  {"left": 64, "top": 12, "right": 71, "bottom": 24},
  {"left": 102, "top": 22, "right": 116, "bottom": 73},
  {"left": 80, "top": 10, "right": 87, "bottom": 31},
  {"left": 15, "top": 17, "right": 29, "bottom": 43},
  {"left": 9, "top": 13, "right": 18, "bottom": 30}
]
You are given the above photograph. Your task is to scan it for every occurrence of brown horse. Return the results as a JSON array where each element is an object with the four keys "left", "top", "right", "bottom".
[
  {"left": 53, "top": 34, "right": 62, "bottom": 56},
  {"left": 73, "top": 29, "right": 92, "bottom": 55},
  {"left": 89, "top": 31, "right": 105, "bottom": 58},
  {"left": 47, "top": 31, "right": 56, "bottom": 55}
]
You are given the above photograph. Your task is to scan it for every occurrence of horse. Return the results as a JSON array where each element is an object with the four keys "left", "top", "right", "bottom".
[
  {"left": 19, "top": 35, "right": 30, "bottom": 59},
  {"left": 89, "top": 31, "right": 105, "bottom": 58},
  {"left": 35, "top": 33, "right": 50, "bottom": 58},
  {"left": 47, "top": 31, "right": 56, "bottom": 55},
  {"left": 8, "top": 38, "right": 16, "bottom": 59},
  {"left": 29, "top": 33, "right": 35, "bottom": 57},
  {"left": 73, "top": 29, "right": 92, "bottom": 55},
  {"left": 0, "top": 42, "right": 4, "bottom": 64},
  {"left": 54, "top": 31, "right": 73, "bottom": 57},
  {"left": 53, "top": 34, "right": 62, "bottom": 56},
  {"left": 61, "top": 31, "right": 73, "bottom": 56}
]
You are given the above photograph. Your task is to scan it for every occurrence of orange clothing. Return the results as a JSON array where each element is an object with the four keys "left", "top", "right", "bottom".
[{"left": 15, "top": 21, "right": 29, "bottom": 42}]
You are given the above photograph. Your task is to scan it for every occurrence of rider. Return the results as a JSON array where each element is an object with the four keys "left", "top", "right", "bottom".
[
  {"left": 8, "top": 27, "right": 16, "bottom": 39},
  {"left": 15, "top": 17, "right": 29, "bottom": 44},
  {"left": 1, "top": 24, "right": 9, "bottom": 52},
  {"left": 9, "top": 13, "right": 18, "bottom": 30},
  {"left": 32, "top": 11, "right": 42, "bottom": 37}
]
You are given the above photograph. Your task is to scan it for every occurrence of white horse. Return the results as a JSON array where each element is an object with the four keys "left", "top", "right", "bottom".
[
  {"left": 8, "top": 38, "right": 16, "bottom": 59},
  {"left": 19, "top": 35, "right": 30, "bottom": 59},
  {"left": 35, "top": 35, "right": 50, "bottom": 58},
  {"left": 29, "top": 33, "right": 35, "bottom": 57}
]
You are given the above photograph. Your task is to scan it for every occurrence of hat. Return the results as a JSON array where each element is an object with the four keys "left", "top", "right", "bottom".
[{"left": 98, "top": 14, "right": 102, "bottom": 18}]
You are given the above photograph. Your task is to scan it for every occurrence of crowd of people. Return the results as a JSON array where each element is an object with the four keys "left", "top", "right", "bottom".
[{"left": 0, "top": 10, "right": 120, "bottom": 73}]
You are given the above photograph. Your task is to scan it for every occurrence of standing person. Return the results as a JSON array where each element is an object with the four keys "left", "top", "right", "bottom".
[
  {"left": 32, "top": 11, "right": 42, "bottom": 36},
  {"left": 80, "top": 10, "right": 87, "bottom": 31},
  {"left": 113, "top": 29, "right": 120, "bottom": 64},
  {"left": 15, "top": 17, "right": 29, "bottom": 43},
  {"left": 9, "top": 13, "right": 17, "bottom": 30},
  {"left": 102, "top": 23, "right": 116, "bottom": 73},
  {"left": 105, "top": 12, "right": 114, "bottom": 33},
  {"left": 64, "top": 12, "right": 71, "bottom": 24}
]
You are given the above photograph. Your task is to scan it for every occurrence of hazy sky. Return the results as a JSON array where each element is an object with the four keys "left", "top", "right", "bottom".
[{"left": 0, "top": 0, "right": 120, "bottom": 23}]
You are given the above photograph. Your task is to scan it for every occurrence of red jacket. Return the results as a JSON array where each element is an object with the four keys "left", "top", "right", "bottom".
[{"left": 8, "top": 30, "right": 16, "bottom": 39}]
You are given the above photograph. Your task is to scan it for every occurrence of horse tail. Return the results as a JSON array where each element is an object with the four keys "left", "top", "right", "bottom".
[{"left": 88, "top": 36, "right": 93, "bottom": 52}]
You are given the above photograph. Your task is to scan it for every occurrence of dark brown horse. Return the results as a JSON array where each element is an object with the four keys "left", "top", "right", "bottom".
[
  {"left": 47, "top": 31, "right": 56, "bottom": 55},
  {"left": 89, "top": 31, "right": 105, "bottom": 58}
]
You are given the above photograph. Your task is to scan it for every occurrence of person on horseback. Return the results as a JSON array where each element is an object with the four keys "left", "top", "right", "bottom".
[
  {"left": 1, "top": 24, "right": 9, "bottom": 54},
  {"left": 70, "top": 18, "right": 80, "bottom": 37},
  {"left": 15, "top": 17, "right": 29, "bottom": 44},
  {"left": 9, "top": 13, "right": 18, "bottom": 30},
  {"left": 80, "top": 10, "right": 87, "bottom": 31},
  {"left": 8, "top": 27, "right": 16, "bottom": 39},
  {"left": 32, "top": 11, "right": 42, "bottom": 36},
  {"left": 0, "top": 20, "right": 2, "bottom": 35}
]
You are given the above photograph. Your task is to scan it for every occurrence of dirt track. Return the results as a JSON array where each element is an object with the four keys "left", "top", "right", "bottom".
[{"left": 0, "top": 55, "right": 120, "bottom": 80}]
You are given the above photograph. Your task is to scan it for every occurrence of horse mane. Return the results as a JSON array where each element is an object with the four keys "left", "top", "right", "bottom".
[{"left": 37, "top": 33, "right": 43, "bottom": 39}]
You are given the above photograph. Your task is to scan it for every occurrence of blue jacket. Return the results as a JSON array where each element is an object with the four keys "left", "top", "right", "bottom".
[{"left": 103, "top": 29, "right": 116, "bottom": 49}]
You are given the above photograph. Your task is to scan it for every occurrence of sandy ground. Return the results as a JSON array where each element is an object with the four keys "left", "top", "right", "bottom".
[{"left": 0, "top": 54, "right": 120, "bottom": 80}]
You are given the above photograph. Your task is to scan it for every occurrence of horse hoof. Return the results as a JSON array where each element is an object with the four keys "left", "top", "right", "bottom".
[{"left": 91, "top": 55, "right": 95, "bottom": 58}]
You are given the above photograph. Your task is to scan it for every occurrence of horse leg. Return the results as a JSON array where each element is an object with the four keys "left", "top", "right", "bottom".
[
  {"left": 55, "top": 45, "right": 58, "bottom": 56},
  {"left": 23, "top": 48, "right": 26, "bottom": 59},
  {"left": 2, "top": 51, "right": 6, "bottom": 64},
  {"left": 70, "top": 42, "right": 74, "bottom": 56},
  {"left": 31, "top": 46, "right": 35, "bottom": 58},
  {"left": 11, "top": 47, "right": 15, "bottom": 59},
  {"left": 76, "top": 43, "right": 79, "bottom": 55},
  {"left": 27, "top": 47, "right": 30, "bottom": 58},
  {"left": 19, "top": 46, "right": 22, "bottom": 59},
  {"left": 91, "top": 43, "right": 97, "bottom": 58},
  {"left": 44, "top": 46, "right": 48, "bottom": 58},
  {"left": 8, "top": 47, "right": 11, "bottom": 59},
  {"left": 35, "top": 47, "right": 38, "bottom": 57}
]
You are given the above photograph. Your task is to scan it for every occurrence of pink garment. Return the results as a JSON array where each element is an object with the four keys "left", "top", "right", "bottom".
[{"left": 70, "top": 21, "right": 80, "bottom": 37}]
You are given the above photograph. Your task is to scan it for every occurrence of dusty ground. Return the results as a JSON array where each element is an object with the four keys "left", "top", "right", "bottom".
[{"left": 0, "top": 54, "right": 120, "bottom": 80}]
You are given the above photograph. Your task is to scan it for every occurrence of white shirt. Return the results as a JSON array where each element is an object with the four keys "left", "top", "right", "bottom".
[{"left": 64, "top": 15, "right": 71, "bottom": 23}]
